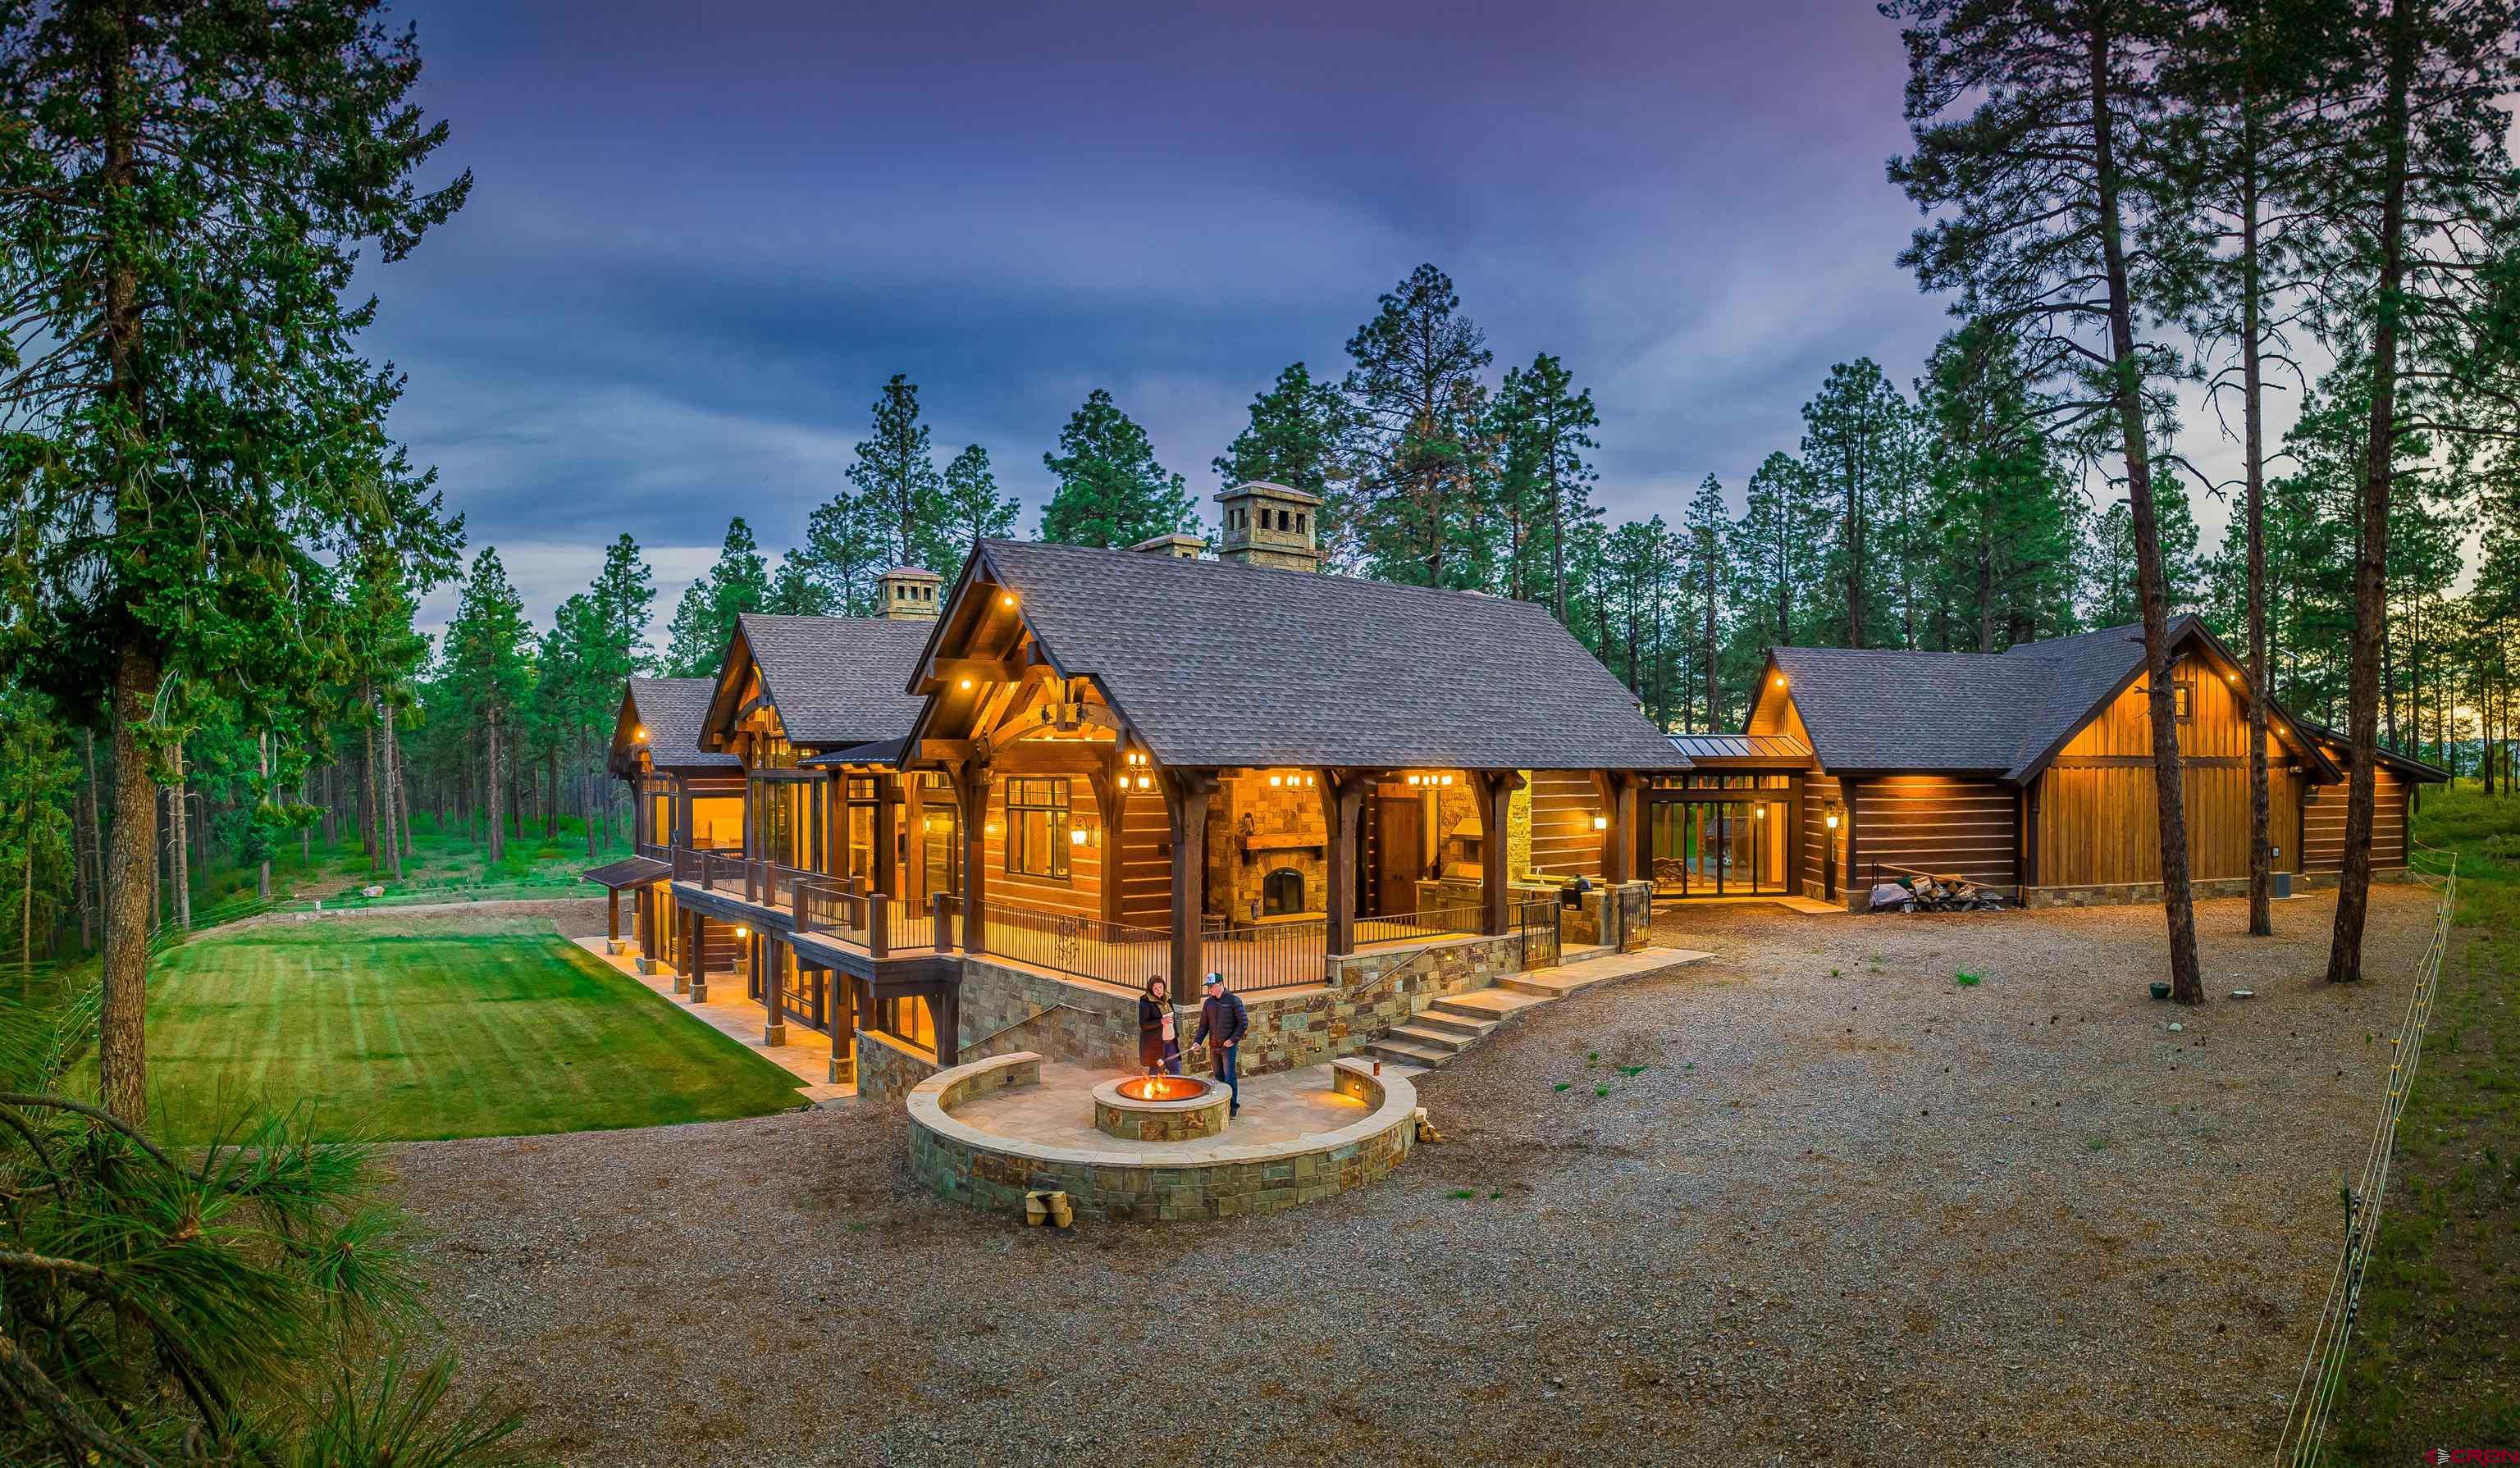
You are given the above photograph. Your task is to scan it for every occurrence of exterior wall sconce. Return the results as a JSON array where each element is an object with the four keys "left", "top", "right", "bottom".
[
  {"left": 1772, "top": 675, "right": 1785, "bottom": 689},
  {"left": 1824, "top": 805, "right": 1842, "bottom": 831},
  {"left": 1755, "top": 806, "right": 1766, "bottom": 819},
  {"left": 733, "top": 925, "right": 749, "bottom": 938},
  {"left": 1070, "top": 825, "right": 1091, "bottom": 847},
  {"left": 1134, "top": 774, "right": 1153, "bottom": 790},
  {"left": 634, "top": 726, "right": 647, "bottom": 741},
  {"left": 1591, "top": 813, "right": 1609, "bottom": 832}
]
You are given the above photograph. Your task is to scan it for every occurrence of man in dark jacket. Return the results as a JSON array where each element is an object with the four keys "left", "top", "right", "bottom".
[{"left": 1196, "top": 971, "right": 1249, "bottom": 1115}]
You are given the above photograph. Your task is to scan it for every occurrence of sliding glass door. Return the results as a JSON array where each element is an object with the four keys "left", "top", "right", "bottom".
[{"left": 1648, "top": 787, "right": 1791, "bottom": 896}]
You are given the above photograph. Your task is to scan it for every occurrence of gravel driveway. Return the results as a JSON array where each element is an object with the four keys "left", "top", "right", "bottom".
[{"left": 390, "top": 885, "right": 2438, "bottom": 1466}]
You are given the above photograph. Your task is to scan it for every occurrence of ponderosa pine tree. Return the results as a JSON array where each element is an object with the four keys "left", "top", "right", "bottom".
[
  {"left": 590, "top": 534, "right": 657, "bottom": 676},
  {"left": 1800, "top": 358, "right": 1911, "bottom": 648},
  {"left": 445, "top": 549, "right": 532, "bottom": 865},
  {"left": 1732, "top": 451, "right": 1826, "bottom": 647},
  {"left": 1919, "top": 323, "right": 2081, "bottom": 651},
  {"left": 936, "top": 444, "right": 1020, "bottom": 585},
  {"left": 0, "top": 0, "right": 468, "bottom": 1119},
  {"left": 1493, "top": 352, "right": 1601, "bottom": 621},
  {"left": 847, "top": 372, "right": 948, "bottom": 572},
  {"left": 1039, "top": 389, "right": 1197, "bottom": 549},
  {"left": 1683, "top": 476, "right": 1733, "bottom": 728},
  {"left": 663, "top": 517, "right": 770, "bottom": 676},
  {"left": 1214, "top": 362, "right": 1353, "bottom": 566},
  {"left": 763, "top": 554, "right": 840, "bottom": 615},
  {"left": 1889, "top": 0, "right": 2211, "bottom": 1003},
  {"left": 2295, "top": 0, "right": 2518, "bottom": 983},
  {"left": 1342, "top": 265, "right": 1495, "bottom": 588},
  {"left": 798, "top": 490, "right": 886, "bottom": 616}
]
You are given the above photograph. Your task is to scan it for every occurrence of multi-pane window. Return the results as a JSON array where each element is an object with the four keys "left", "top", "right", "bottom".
[{"left": 1005, "top": 777, "right": 1071, "bottom": 880}]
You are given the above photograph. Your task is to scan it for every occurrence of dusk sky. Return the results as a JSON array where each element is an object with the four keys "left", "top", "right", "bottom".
[{"left": 374, "top": 1, "right": 1996, "bottom": 634}]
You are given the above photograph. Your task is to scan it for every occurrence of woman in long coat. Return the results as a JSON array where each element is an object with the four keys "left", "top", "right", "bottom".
[{"left": 1138, "top": 976, "right": 1180, "bottom": 1074}]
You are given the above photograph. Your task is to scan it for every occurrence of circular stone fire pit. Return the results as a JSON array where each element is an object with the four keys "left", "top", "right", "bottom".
[{"left": 1093, "top": 1073, "right": 1228, "bottom": 1141}]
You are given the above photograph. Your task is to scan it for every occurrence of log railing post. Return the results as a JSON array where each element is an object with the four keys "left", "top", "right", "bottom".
[
  {"left": 869, "top": 894, "right": 890, "bottom": 960},
  {"left": 932, "top": 891, "right": 952, "bottom": 953}
]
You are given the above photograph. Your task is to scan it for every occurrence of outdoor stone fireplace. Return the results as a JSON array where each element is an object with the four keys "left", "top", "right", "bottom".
[{"left": 1211, "top": 768, "right": 1328, "bottom": 921}]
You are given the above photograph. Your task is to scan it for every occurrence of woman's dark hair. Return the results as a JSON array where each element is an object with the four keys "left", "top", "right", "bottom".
[{"left": 1145, "top": 974, "right": 1166, "bottom": 996}]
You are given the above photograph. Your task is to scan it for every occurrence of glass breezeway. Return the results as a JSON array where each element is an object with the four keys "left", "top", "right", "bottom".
[{"left": 1648, "top": 777, "right": 1792, "bottom": 897}]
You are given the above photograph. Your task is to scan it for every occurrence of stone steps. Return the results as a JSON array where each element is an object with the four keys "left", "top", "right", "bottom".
[
  {"left": 1410, "top": 1009, "right": 1500, "bottom": 1041},
  {"left": 1385, "top": 1021, "right": 1475, "bottom": 1054},
  {"left": 1365, "top": 1037, "right": 1454, "bottom": 1069},
  {"left": 1370, "top": 948, "right": 1718, "bottom": 1069}
]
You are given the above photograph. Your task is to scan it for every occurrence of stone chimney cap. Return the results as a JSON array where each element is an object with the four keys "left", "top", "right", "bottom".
[
  {"left": 877, "top": 564, "right": 940, "bottom": 581},
  {"left": 1213, "top": 481, "right": 1322, "bottom": 506},
  {"left": 1129, "top": 532, "right": 1207, "bottom": 556}
]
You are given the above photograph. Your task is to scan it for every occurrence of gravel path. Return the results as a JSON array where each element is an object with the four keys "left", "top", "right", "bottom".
[{"left": 389, "top": 886, "right": 2438, "bottom": 1466}]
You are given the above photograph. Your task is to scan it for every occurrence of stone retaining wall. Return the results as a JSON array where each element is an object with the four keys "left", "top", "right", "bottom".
[
  {"left": 853, "top": 1028, "right": 938, "bottom": 1108},
  {"left": 944, "top": 930, "right": 1529, "bottom": 1090},
  {"left": 907, "top": 1053, "right": 1416, "bottom": 1224}
]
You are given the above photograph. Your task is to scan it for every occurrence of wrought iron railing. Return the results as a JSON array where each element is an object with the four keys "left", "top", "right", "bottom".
[
  {"left": 792, "top": 877, "right": 869, "bottom": 944},
  {"left": 969, "top": 900, "right": 1175, "bottom": 992},
  {"left": 1199, "top": 919, "right": 1330, "bottom": 992},
  {"left": 1517, "top": 896, "right": 1562, "bottom": 971},
  {"left": 1353, "top": 904, "right": 1483, "bottom": 948}
]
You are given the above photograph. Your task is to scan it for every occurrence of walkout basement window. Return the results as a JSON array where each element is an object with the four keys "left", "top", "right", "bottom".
[
  {"left": 875, "top": 995, "right": 936, "bottom": 1056},
  {"left": 1006, "top": 777, "right": 1071, "bottom": 880}
]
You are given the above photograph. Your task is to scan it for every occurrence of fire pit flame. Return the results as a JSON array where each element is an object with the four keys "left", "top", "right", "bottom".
[{"left": 1118, "top": 1074, "right": 1207, "bottom": 1103}]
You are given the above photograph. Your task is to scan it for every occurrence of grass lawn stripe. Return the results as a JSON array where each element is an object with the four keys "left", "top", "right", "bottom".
[{"left": 128, "top": 919, "right": 806, "bottom": 1143}]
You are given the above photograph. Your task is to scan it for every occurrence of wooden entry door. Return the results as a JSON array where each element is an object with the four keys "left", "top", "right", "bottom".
[{"left": 1374, "top": 794, "right": 1422, "bottom": 914}]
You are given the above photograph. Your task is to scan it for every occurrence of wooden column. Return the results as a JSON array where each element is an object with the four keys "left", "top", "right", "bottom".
[
  {"left": 1162, "top": 770, "right": 1217, "bottom": 987},
  {"left": 606, "top": 887, "right": 619, "bottom": 942},
  {"left": 763, "top": 937, "right": 787, "bottom": 1045},
  {"left": 1473, "top": 770, "right": 1524, "bottom": 936},
  {"left": 932, "top": 980, "right": 961, "bottom": 1067},
  {"left": 687, "top": 910, "right": 710, "bottom": 1002},
  {"left": 1320, "top": 770, "right": 1366, "bottom": 956},
  {"left": 1089, "top": 759, "right": 1125, "bottom": 927},
  {"left": 959, "top": 762, "right": 992, "bottom": 954},
  {"left": 808, "top": 776, "right": 826, "bottom": 873},
  {"left": 873, "top": 776, "right": 898, "bottom": 899},
  {"left": 901, "top": 777, "right": 927, "bottom": 906},
  {"left": 672, "top": 777, "right": 692, "bottom": 851}
]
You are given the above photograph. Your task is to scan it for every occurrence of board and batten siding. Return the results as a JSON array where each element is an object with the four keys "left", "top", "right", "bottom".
[
  {"left": 2033, "top": 657, "right": 2314, "bottom": 887},
  {"left": 2303, "top": 765, "right": 2408, "bottom": 873},
  {"left": 1852, "top": 777, "right": 2017, "bottom": 890},
  {"left": 1528, "top": 769, "right": 1605, "bottom": 881}
]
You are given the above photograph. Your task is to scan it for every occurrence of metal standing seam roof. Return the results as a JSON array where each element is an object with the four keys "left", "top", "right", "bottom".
[
  {"left": 624, "top": 677, "right": 742, "bottom": 770},
  {"left": 962, "top": 539, "right": 1689, "bottom": 772},
  {"left": 733, "top": 614, "right": 934, "bottom": 750},
  {"left": 1665, "top": 732, "right": 1812, "bottom": 762}
]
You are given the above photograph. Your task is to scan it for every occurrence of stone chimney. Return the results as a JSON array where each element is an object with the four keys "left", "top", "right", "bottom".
[
  {"left": 1216, "top": 481, "right": 1321, "bottom": 572},
  {"left": 1128, "top": 532, "right": 1205, "bottom": 558},
  {"left": 875, "top": 565, "right": 942, "bottom": 621}
]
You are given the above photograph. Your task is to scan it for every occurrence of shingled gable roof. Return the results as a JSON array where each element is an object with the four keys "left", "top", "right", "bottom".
[
  {"left": 705, "top": 614, "right": 932, "bottom": 751},
  {"left": 1768, "top": 616, "right": 2343, "bottom": 784},
  {"left": 621, "top": 677, "right": 739, "bottom": 772},
  {"left": 945, "top": 539, "right": 1686, "bottom": 771}
]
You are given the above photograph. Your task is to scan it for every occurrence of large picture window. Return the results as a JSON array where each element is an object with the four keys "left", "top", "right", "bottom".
[{"left": 1005, "top": 777, "right": 1071, "bottom": 880}]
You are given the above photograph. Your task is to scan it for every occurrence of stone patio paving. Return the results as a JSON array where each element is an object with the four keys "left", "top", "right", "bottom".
[{"left": 945, "top": 1060, "right": 1374, "bottom": 1156}]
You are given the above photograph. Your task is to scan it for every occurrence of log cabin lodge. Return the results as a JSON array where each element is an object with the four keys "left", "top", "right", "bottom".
[{"left": 584, "top": 481, "right": 2442, "bottom": 1099}]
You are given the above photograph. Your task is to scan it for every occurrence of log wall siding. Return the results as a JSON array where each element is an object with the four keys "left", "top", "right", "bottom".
[
  {"left": 2303, "top": 766, "right": 2408, "bottom": 873},
  {"left": 1528, "top": 770, "right": 1605, "bottom": 881},
  {"left": 2035, "top": 660, "right": 2315, "bottom": 887},
  {"left": 1800, "top": 772, "right": 1842, "bottom": 898},
  {"left": 1853, "top": 777, "right": 2016, "bottom": 890},
  {"left": 982, "top": 776, "right": 1103, "bottom": 922},
  {"left": 1114, "top": 786, "right": 1171, "bottom": 928}
]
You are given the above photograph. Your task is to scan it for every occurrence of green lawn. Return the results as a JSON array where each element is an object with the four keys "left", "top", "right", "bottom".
[
  {"left": 135, "top": 917, "right": 807, "bottom": 1143},
  {"left": 2325, "top": 782, "right": 2519, "bottom": 1460},
  {"left": 184, "top": 811, "right": 635, "bottom": 914}
]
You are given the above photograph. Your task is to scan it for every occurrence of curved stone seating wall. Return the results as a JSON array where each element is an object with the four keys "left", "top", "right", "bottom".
[{"left": 906, "top": 1053, "right": 1417, "bottom": 1224}]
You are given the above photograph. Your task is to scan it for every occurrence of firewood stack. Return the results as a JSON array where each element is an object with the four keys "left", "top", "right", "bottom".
[{"left": 1869, "top": 873, "right": 2007, "bottom": 913}]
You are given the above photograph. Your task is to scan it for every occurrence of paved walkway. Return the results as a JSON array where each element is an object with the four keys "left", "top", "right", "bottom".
[
  {"left": 1655, "top": 893, "right": 1844, "bottom": 915},
  {"left": 572, "top": 937, "right": 854, "bottom": 1105},
  {"left": 945, "top": 1060, "right": 1372, "bottom": 1159}
]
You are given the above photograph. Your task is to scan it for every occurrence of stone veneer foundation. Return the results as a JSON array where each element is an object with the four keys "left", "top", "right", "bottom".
[
  {"left": 1092, "top": 1074, "right": 1229, "bottom": 1141},
  {"left": 2020, "top": 867, "right": 2408, "bottom": 910},
  {"left": 908, "top": 1053, "right": 1416, "bottom": 1223}
]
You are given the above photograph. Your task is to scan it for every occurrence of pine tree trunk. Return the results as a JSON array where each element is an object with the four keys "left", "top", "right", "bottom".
[
  {"left": 2242, "top": 82, "right": 2274, "bottom": 939},
  {"left": 301, "top": 768, "right": 313, "bottom": 867},
  {"left": 169, "top": 741, "right": 190, "bottom": 932},
  {"left": 101, "top": 642, "right": 159, "bottom": 1125},
  {"left": 76, "top": 728, "right": 98, "bottom": 951},
  {"left": 2089, "top": 17, "right": 2202, "bottom": 1004},
  {"left": 2326, "top": 0, "right": 2414, "bottom": 987},
  {"left": 256, "top": 732, "right": 272, "bottom": 900},
  {"left": 546, "top": 744, "right": 559, "bottom": 838},
  {"left": 380, "top": 688, "right": 407, "bottom": 880},
  {"left": 487, "top": 712, "right": 506, "bottom": 865}
]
